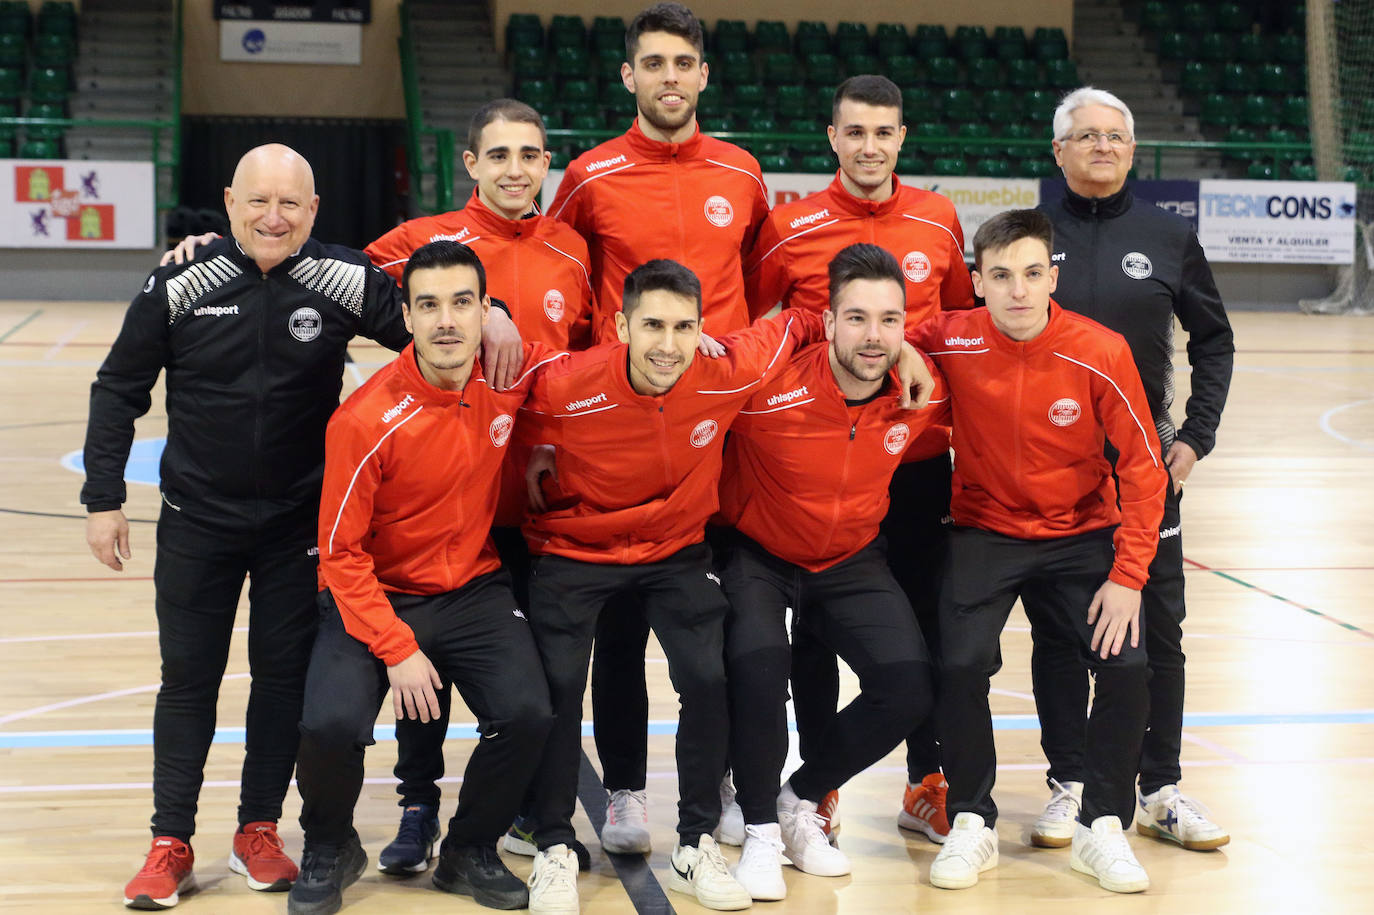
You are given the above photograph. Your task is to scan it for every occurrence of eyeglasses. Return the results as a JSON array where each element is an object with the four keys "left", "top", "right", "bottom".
[{"left": 1067, "top": 130, "right": 1132, "bottom": 148}]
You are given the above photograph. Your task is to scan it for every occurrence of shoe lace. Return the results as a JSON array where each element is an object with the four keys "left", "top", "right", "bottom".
[
  {"left": 530, "top": 848, "right": 574, "bottom": 892},
  {"left": 1088, "top": 824, "right": 1135, "bottom": 865},
  {"left": 1165, "top": 791, "right": 1215, "bottom": 829},
  {"left": 139, "top": 841, "right": 190, "bottom": 876},
  {"left": 299, "top": 846, "right": 342, "bottom": 882},
  {"left": 943, "top": 822, "right": 989, "bottom": 858},
  {"left": 1043, "top": 779, "right": 1081, "bottom": 820},
  {"left": 395, "top": 807, "right": 432, "bottom": 846},
  {"left": 240, "top": 824, "right": 286, "bottom": 858},
  {"left": 695, "top": 840, "right": 734, "bottom": 880},
  {"left": 925, "top": 779, "right": 947, "bottom": 807},
  {"left": 610, "top": 789, "right": 647, "bottom": 824},
  {"left": 793, "top": 807, "right": 833, "bottom": 850},
  {"left": 741, "top": 824, "right": 784, "bottom": 861}
]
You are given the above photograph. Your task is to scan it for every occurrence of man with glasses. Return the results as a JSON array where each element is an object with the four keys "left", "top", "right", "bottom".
[{"left": 1029, "top": 86, "right": 1235, "bottom": 853}]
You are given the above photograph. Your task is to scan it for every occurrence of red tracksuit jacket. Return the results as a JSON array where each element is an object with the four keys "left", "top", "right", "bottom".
[
  {"left": 717, "top": 342, "right": 951, "bottom": 572},
  {"left": 519, "top": 309, "right": 826, "bottom": 565},
  {"left": 908, "top": 302, "right": 1167, "bottom": 589},
  {"left": 318, "top": 341, "right": 565, "bottom": 664},
  {"left": 548, "top": 121, "right": 770, "bottom": 343},
  {"left": 364, "top": 189, "right": 595, "bottom": 351}
]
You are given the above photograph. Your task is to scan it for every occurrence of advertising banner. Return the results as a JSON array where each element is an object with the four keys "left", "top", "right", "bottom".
[
  {"left": 215, "top": 2, "right": 370, "bottom": 23},
  {"left": 1196, "top": 180, "right": 1357, "bottom": 264},
  {"left": 0, "top": 159, "right": 155, "bottom": 249},
  {"left": 220, "top": 19, "right": 362, "bottom": 64}
]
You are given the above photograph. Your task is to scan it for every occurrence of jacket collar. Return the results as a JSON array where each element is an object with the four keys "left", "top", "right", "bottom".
[
  {"left": 1061, "top": 182, "right": 1133, "bottom": 220},
  {"left": 826, "top": 172, "right": 905, "bottom": 218},
  {"left": 622, "top": 117, "right": 705, "bottom": 162},
  {"left": 226, "top": 236, "right": 315, "bottom": 275},
  {"left": 461, "top": 188, "right": 542, "bottom": 240},
  {"left": 397, "top": 340, "right": 485, "bottom": 406},
  {"left": 984, "top": 298, "right": 1064, "bottom": 354}
]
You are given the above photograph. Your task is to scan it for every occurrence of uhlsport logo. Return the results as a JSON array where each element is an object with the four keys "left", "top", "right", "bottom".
[
  {"left": 289, "top": 306, "right": 322, "bottom": 342},
  {"left": 944, "top": 335, "right": 984, "bottom": 347},
  {"left": 489, "top": 414, "right": 514, "bottom": 448},
  {"left": 883, "top": 422, "right": 910, "bottom": 455},
  {"left": 690, "top": 419, "right": 719, "bottom": 448},
  {"left": 382, "top": 394, "right": 416, "bottom": 424},
  {"left": 1048, "top": 397, "right": 1082, "bottom": 427},
  {"left": 1121, "top": 251, "right": 1153, "bottom": 279},
  {"left": 766, "top": 385, "right": 809, "bottom": 407},
  {"left": 193, "top": 304, "right": 239, "bottom": 318},
  {"left": 704, "top": 196, "right": 734, "bottom": 228},
  {"left": 902, "top": 251, "right": 932, "bottom": 283},
  {"left": 789, "top": 208, "right": 830, "bottom": 230},
  {"left": 543, "top": 288, "right": 565, "bottom": 322},
  {"left": 564, "top": 392, "right": 607, "bottom": 411}
]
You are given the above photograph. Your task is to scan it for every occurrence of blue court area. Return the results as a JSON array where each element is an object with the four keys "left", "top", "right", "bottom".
[{"left": 61, "top": 437, "right": 164, "bottom": 486}]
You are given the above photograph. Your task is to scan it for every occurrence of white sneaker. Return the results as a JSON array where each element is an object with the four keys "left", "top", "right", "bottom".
[
  {"left": 668, "top": 834, "right": 752, "bottom": 911},
  {"left": 733, "top": 823, "right": 786, "bottom": 901},
  {"left": 716, "top": 773, "right": 746, "bottom": 846},
  {"left": 929, "top": 812, "right": 998, "bottom": 889},
  {"left": 777, "top": 783, "right": 851, "bottom": 877},
  {"left": 601, "top": 789, "right": 651, "bottom": 855},
  {"left": 1030, "top": 779, "right": 1083, "bottom": 848},
  {"left": 528, "top": 844, "right": 580, "bottom": 915},
  {"left": 1070, "top": 815, "right": 1150, "bottom": 893},
  {"left": 1137, "top": 785, "right": 1230, "bottom": 850}
]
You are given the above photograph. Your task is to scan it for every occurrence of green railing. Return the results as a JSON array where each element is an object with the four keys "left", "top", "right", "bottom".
[
  {"left": 398, "top": 1, "right": 456, "bottom": 213},
  {"left": 0, "top": 0, "right": 184, "bottom": 211}
]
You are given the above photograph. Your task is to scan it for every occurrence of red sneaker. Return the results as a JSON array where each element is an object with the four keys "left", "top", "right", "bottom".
[
  {"left": 816, "top": 789, "right": 841, "bottom": 846},
  {"left": 124, "top": 836, "right": 194, "bottom": 909},
  {"left": 898, "top": 772, "right": 951, "bottom": 843},
  {"left": 229, "top": 821, "right": 298, "bottom": 891}
]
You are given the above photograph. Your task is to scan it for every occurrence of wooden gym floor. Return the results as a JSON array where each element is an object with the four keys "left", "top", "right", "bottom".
[{"left": 0, "top": 301, "right": 1371, "bottom": 913}]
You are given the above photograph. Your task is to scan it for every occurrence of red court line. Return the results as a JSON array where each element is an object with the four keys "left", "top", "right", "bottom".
[
  {"left": 1184, "top": 557, "right": 1374, "bottom": 641},
  {"left": 1184, "top": 565, "right": 1374, "bottom": 573},
  {"left": 1241, "top": 349, "right": 1374, "bottom": 355}
]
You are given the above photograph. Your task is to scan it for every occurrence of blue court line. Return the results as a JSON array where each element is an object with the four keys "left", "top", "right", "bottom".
[{"left": 4, "top": 710, "right": 1373, "bottom": 749}]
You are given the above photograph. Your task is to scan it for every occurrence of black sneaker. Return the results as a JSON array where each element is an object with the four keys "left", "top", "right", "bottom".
[
  {"left": 378, "top": 804, "right": 440, "bottom": 875},
  {"left": 432, "top": 843, "right": 529, "bottom": 910},
  {"left": 287, "top": 834, "right": 367, "bottom": 915}
]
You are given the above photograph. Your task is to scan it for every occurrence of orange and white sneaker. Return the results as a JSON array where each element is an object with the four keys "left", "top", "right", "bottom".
[
  {"left": 124, "top": 836, "right": 194, "bottom": 909},
  {"left": 229, "top": 821, "right": 298, "bottom": 891},
  {"left": 898, "top": 773, "right": 951, "bottom": 844},
  {"left": 816, "top": 789, "right": 840, "bottom": 847}
]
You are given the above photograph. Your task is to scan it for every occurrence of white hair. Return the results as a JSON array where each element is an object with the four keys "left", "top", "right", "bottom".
[{"left": 1053, "top": 87, "right": 1136, "bottom": 142}]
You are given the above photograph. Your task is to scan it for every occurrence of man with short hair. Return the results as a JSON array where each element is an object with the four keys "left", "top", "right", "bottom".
[
  {"left": 362, "top": 98, "right": 597, "bottom": 876},
  {"left": 545, "top": 2, "right": 772, "bottom": 855},
  {"left": 286, "top": 241, "right": 560, "bottom": 915},
  {"left": 83, "top": 144, "right": 412, "bottom": 909},
  {"left": 914, "top": 209, "right": 1166, "bottom": 894},
  {"left": 717, "top": 243, "right": 949, "bottom": 900},
  {"left": 744, "top": 73, "right": 975, "bottom": 844},
  {"left": 1029, "top": 86, "right": 1235, "bottom": 852}
]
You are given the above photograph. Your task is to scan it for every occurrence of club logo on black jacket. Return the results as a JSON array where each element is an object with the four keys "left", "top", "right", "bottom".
[
  {"left": 289, "top": 306, "right": 322, "bottom": 342},
  {"left": 1121, "top": 252, "right": 1153, "bottom": 280}
]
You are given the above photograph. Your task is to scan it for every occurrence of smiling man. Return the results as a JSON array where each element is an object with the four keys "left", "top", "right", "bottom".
[
  {"left": 743, "top": 74, "right": 976, "bottom": 846},
  {"left": 82, "top": 143, "right": 412, "bottom": 909},
  {"left": 1029, "top": 87, "right": 1235, "bottom": 854},
  {"left": 288, "top": 241, "right": 563, "bottom": 915}
]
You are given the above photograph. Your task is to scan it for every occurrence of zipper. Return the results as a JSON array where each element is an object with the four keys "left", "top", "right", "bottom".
[
  {"left": 252, "top": 275, "right": 268, "bottom": 509},
  {"left": 1012, "top": 345, "right": 1025, "bottom": 494}
]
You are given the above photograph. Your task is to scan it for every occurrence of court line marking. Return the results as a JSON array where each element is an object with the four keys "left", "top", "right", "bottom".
[
  {"left": 0, "top": 673, "right": 249, "bottom": 727},
  {"left": 0, "top": 625, "right": 244, "bottom": 645},
  {"left": 5, "top": 710, "right": 1372, "bottom": 749},
  {"left": 1181, "top": 731, "right": 1249, "bottom": 763},
  {"left": 0, "top": 309, "right": 42, "bottom": 343},
  {"left": 1319, "top": 398, "right": 1374, "bottom": 452},
  {"left": 1183, "top": 557, "right": 1374, "bottom": 640},
  {"left": 43, "top": 320, "right": 87, "bottom": 360}
]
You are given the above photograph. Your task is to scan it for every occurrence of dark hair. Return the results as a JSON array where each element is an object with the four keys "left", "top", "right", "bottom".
[
  {"left": 832, "top": 75, "right": 903, "bottom": 124},
  {"left": 625, "top": 2, "right": 704, "bottom": 62},
  {"left": 828, "top": 243, "right": 906, "bottom": 307},
  {"left": 622, "top": 258, "right": 702, "bottom": 317},
  {"left": 972, "top": 209, "right": 1054, "bottom": 269},
  {"left": 467, "top": 98, "right": 546, "bottom": 154},
  {"left": 402, "top": 240, "right": 487, "bottom": 304}
]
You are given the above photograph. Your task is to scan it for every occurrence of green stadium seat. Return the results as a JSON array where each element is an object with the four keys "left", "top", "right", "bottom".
[
  {"left": 1246, "top": 161, "right": 1276, "bottom": 180},
  {"left": 1219, "top": 63, "right": 1255, "bottom": 94},
  {"left": 1287, "top": 162, "right": 1317, "bottom": 181},
  {"left": 1274, "top": 34, "right": 1304, "bottom": 65},
  {"left": 1340, "top": 165, "right": 1365, "bottom": 183},
  {"left": 1215, "top": 3, "right": 1249, "bottom": 32},
  {"left": 757, "top": 152, "right": 793, "bottom": 172},
  {"left": 1281, "top": 95, "right": 1309, "bottom": 129},
  {"left": 0, "top": 65, "right": 20, "bottom": 101},
  {"left": 1235, "top": 33, "right": 1270, "bottom": 64},
  {"left": 506, "top": 14, "right": 543, "bottom": 51},
  {"left": 712, "top": 20, "right": 748, "bottom": 55},
  {"left": 975, "top": 157, "right": 1013, "bottom": 177},
  {"left": 968, "top": 59, "right": 1003, "bottom": 90},
  {"left": 549, "top": 15, "right": 586, "bottom": 50},
  {"left": 783, "top": 116, "right": 816, "bottom": 134},
  {"left": 1285, "top": 4, "right": 1308, "bottom": 34},
  {"left": 1139, "top": 2, "right": 1173, "bottom": 33},
  {"left": 796, "top": 21, "right": 830, "bottom": 56},
  {"left": 26, "top": 99, "right": 64, "bottom": 140},
  {"left": 883, "top": 54, "right": 919, "bottom": 86},
  {"left": 844, "top": 53, "right": 880, "bottom": 78},
  {"left": 1024, "top": 88, "right": 1057, "bottom": 122},
  {"left": 1180, "top": 62, "right": 1215, "bottom": 96},
  {"left": 875, "top": 23, "right": 909, "bottom": 60},
  {"left": 0, "top": 31, "right": 23, "bottom": 69},
  {"left": 931, "top": 156, "right": 966, "bottom": 176},
  {"left": 516, "top": 78, "right": 554, "bottom": 109},
  {"left": 1349, "top": 131, "right": 1374, "bottom": 165},
  {"left": 1007, "top": 59, "right": 1040, "bottom": 90},
  {"left": 762, "top": 52, "right": 800, "bottom": 85},
  {"left": 20, "top": 136, "right": 60, "bottom": 158},
  {"left": 1178, "top": 3, "right": 1213, "bottom": 33},
  {"left": 559, "top": 79, "right": 596, "bottom": 103},
  {"left": 940, "top": 88, "right": 976, "bottom": 119},
  {"left": 801, "top": 153, "right": 835, "bottom": 173},
  {"left": 805, "top": 53, "right": 842, "bottom": 86},
  {"left": 1157, "top": 31, "right": 1194, "bottom": 61},
  {"left": 913, "top": 24, "right": 949, "bottom": 59},
  {"left": 913, "top": 121, "right": 948, "bottom": 140},
  {"left": 1001, "top": 122, "right": 1038, "bottom": 158},
  {"left": 773, "top": 83, "right": 807, "bottom": 119},
  {"left": 511, "top": 46, "right": 547, "bottom": 80},
  {"left": 695, "top": 87, "right": 723, "bottom": 123},
  {"left": 0, "top": 2, "right": 28, "bottom": 38},
  {"left": 1031, "top": 27, "right": 1068, "bottom": 61},
  {"left": 957, "top": 122, "right": 996, "bottom": 157},
  {"left": 752, "top": 136, "right": 787, "bottom": 157},
  {"left": 902, "top": 86, "right": 942, "bottom": 121},
  {"left": 993, "top": 27, "right": 1027, "bottom": 62},
  {"left": 731, "top": 82, "right": 767, "bottom": 111},
  {"left": 714, "top": 50, "right": 753, "bottom": 84},
  {"left": 569, "top": 113, "right": 604, "bottom": 132},
  {"left": 895, "top": 153, "right": 926, "bottom": 175},
  {"left": 1266, "top": 126, "right": 1300, "bottom": 146},
  {"left": 1196, "top": 33, "right": 1233, "bottom": 64},
  {"left": 982, "top": 89, "right": 1019, "bottom": 121},
  {"left": 1240, "top": 94, "right": 1279, "bottom": 127},
  {"left": 593, "top": 46, "right": 623, "bottom": 80},
  {"left": 953, "top": 31, "right": 988, "bottom": 61},
  {"left": 1045, "top": 59, "right": 1078, "bottom": 89},
  {"left": 592, "top": 18, "right": 625, "bottom": 53},
  {"left": 1199, "top": 92, "right": 1237, "bottom": 128},
  {"left": 835, "top": 22, "right": 870, "bottom": 57},
  {"left": 561, "top": 99, "right": 600, "bottom": 119},
  {"left": 555, "top": 46, "right": 591, "bottom": 79},
  {"left": 1260, "top": 64, "right": 1293, "bottom": 94},
  {"left": 811, "top": 84, "right": 837, "bottom": 113},
  {"left": 29, "top": 66, "right": 68, "bottom": 102},
  {"left": 926, "top": 56, "right": 960, "bottom": 88},
  {"left": 1018, "top": 157, "right": 1059, "bottom": 178},
  {"left": 754, "top": 21, "right": 789, "bottom": 54},
  {"left": 600, "top": 81, "right": 632, "bottom": 110},
  {"left": 1222, "top": 126, "right": 1257, "bottom": 161}
]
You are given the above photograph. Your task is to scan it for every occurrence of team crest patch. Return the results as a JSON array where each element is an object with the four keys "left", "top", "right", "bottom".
[
  {"left": 902, "top": 251, "right": 932, "bottom": 283},
  {"left": 1048, "top": 398, "right": 1082, "bottom": 427},
  {"left": 704, "top": 195, "right": 734, "bottom": 228},
  {"left": 543, "top": 288, "right": 565, "bottom": 322},
  {"left": 1121, "top": 251, "right": 1153, "bottom": 279},
  {"left": 690, "top": 419, "right": 719, "bottom": 448},
  {"left": 884, "top": 422, "right": 910, "bottom": 455},
  {"left": 288, "top": 306, "right": 322, "bottom": 342},
  {"left": 489, "top": 414, "right": 514, "bottom": 448}
]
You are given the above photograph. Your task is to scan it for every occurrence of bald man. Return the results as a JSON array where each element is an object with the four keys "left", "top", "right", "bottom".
[{"left": 82, "top": 144, "right": 414, "bottom": 910}]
